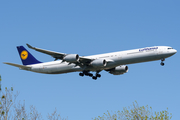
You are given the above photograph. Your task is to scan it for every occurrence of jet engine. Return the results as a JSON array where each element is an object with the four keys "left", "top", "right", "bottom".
[
  {"left": 91, "top": 59, "right": 107, "bottom": 67},
  {"left": 63, "top": 54, "right": 79, "bottom": 62},
  {"left": 108, "top": 65, "right": 128, "bottom": 75}
]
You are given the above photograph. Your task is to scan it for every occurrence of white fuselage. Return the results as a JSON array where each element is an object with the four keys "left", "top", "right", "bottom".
[{"left": 26, "top": 46, "right": 177, "bottom": 74}]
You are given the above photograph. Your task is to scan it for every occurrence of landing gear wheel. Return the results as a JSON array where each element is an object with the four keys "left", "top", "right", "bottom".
[
  {"left": 92, "top": 76, "right": 97, "bottom": 80},
  {"left": 79, "top": 73, "right": 84, "bottom": 76},
  {"left": 84, "top": 73, "right": 89, "bottom": 76},
  {"left": 96, "top": 74, "right": 101, "bottom": 78},
  {"left": 161, "top": 62, "right": 165, "bottom": 66},
  {"left": 88, "top": 73, "right": 93, "bottom": 77}
]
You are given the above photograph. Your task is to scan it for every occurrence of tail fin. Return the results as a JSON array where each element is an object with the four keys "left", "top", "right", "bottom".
[{"left": 17, "top": 46, "right": 42, "bottom": 65}]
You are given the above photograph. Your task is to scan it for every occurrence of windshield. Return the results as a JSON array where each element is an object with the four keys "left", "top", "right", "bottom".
[{"left": 168, "top": 48, "right": 173, "bottom": 49}]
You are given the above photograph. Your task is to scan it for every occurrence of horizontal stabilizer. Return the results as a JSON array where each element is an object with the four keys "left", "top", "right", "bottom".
[{"left": 4, "top": 62, "right": 31, "bottom": 70}]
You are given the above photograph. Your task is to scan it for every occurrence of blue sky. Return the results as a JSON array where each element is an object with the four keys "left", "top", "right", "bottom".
[{"left": 0, "top": 0, "right": 179, "bottom": 119}]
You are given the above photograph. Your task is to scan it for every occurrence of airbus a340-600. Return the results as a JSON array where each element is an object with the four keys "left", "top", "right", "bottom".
[{"left": 4, "top": 44, "right": 177, "bottom": 80}]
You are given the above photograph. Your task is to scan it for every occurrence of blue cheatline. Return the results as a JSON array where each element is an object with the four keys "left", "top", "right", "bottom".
[{"left": 17, "top": 46, "right": 42, "bottom": 65}]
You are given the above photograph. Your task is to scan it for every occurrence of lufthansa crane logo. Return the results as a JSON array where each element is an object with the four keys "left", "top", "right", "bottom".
[{"left": 21, "top": 51, "right": 28, "bottom": 60}]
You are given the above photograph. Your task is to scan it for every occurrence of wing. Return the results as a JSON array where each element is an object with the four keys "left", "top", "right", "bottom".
[
  {"left": 27, "top": 44, "right": 65, "bottom": 60},
  {"left": 26, "top": 44, "right": 93, "bottom": 65}
]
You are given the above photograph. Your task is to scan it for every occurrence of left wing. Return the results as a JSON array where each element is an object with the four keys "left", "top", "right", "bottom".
[
  {"left": 27, "top": 44, "right": 65, "bottom": 60},
  {"left": 26, "top": 44, "right": 93, "bottom": 65}
]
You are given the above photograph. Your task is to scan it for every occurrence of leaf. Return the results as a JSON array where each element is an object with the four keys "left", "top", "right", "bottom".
[{"left": 11, "top": 87, "right": 13, "bottom": 91}]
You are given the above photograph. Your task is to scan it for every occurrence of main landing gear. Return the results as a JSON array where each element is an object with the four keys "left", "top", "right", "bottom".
[
  {"left": 92, "top": 73, "right": 101, "bottom": 80},
  {"left": 160, "top": 58, "right": 165, "bottom": 66},
  {"left": 79, "top": 71, "right": 101, "bottom": 80}
]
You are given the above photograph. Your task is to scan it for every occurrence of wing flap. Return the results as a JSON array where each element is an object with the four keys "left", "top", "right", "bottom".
[{"left": 79, "top": 57, "right": 93, "bottom": 64}]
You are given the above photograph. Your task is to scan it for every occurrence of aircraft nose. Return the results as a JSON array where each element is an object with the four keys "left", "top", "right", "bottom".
[
  {"left": 172, "top": 49, "right": 177, "bottom": 55},
  {"left": 174, "top": 49, "right": 177, "bottom": 53}
]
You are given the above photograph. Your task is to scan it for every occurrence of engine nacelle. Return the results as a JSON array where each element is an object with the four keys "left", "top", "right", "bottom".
[
  {"left": 109, "top": 65, "right": 128, "bottom": 75},
  {"left": 91, "top": 59, "right": 107, "bottom": 67},
  {"left": 63, "top": 54, "right": 79, "bottom": 62}
]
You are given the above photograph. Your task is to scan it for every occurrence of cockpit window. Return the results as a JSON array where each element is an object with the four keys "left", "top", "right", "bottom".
[{"left": 168, "top": 48, "right": 173, "bottom": 49}]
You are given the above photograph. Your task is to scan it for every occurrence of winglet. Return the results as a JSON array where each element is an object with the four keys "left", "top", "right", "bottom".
[
  {"left": 26, "top": 43, "right": 32, "bottom": 48},
  {"left": 26, "top": 43, "right": 34, "bottom": 49}
]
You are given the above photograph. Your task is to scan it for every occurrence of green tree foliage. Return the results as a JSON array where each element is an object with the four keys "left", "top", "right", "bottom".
[
  {"left": 93, "top": 101, "right": 172, "bottom": 120},
  {"left": 0, "top": 75, "right": 67, "bottom": 120},
  {"left": 47, "top": 108, "right": 67, "bottom": 120},
  {"left": 0, "top": 76, "right": 19, "bottom": 120},
  {"left": 0, "top": 75, "right": 172, "bottom": 120}
]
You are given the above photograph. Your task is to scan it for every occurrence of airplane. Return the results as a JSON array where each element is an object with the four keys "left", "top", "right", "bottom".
[{"left": 4, "top": 44, "right": 177, "bottom": 80}]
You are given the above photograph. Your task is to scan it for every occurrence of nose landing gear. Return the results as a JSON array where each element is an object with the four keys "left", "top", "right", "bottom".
[
  {"left": 160, "top": 62, "right": 164, "bottom": 66},
  {"left": 160, "top": 58, "right": 165, "bottom": 66}
]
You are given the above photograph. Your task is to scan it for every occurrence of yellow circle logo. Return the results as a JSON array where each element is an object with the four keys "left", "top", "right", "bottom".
[{"left": 21, "top": 51, "right": 28, "bottom": 60}]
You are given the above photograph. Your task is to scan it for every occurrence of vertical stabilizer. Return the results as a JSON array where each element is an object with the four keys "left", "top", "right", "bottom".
[{"left": 17, "top": 46, "right": 42, "bottom": 65}]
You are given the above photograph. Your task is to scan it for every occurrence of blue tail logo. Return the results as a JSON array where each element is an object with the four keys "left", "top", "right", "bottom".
[{"left": 17, "top": 46, "right": 42, "bottom": 65}]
